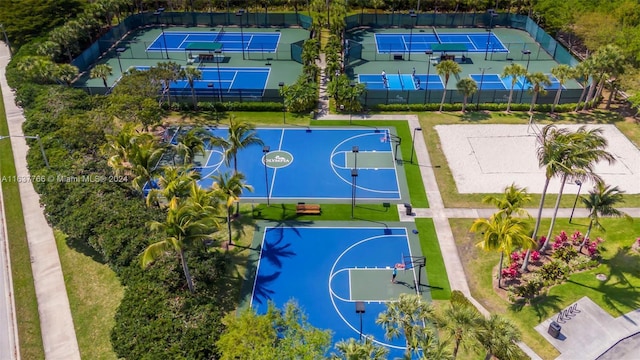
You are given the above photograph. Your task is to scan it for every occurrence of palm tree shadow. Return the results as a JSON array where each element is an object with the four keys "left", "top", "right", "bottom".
[
  {"left": 251, "top": 270, "right": 281, "bottom": 305},
  {"left": 509, "top": 293, "right": 564, "bottom": 322},
  {"left": 260, "top": 235, "right": 296, "bottom": 269}
]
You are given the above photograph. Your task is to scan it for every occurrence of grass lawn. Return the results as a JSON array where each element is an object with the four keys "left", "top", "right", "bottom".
[
  {"left": 0, "top": 87, "right": 44, "bottom": 359},
  {"left": 54, "top": 230, "right": 122, "bottom": 360},
  {"left": 452, "top": 216, "right": 640, "bottom": 360},
  {"left": 416, "top": 218, "right": 451, "bottom": 300}
]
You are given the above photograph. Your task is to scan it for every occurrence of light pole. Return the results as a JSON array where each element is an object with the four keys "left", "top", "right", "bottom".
[
  {"left": 215, "top": 49, "right": 223, "bottom": 102},
  {"left": 521, "top": 49, "right": 532, "bottom": 72},
  {"left": 569, "top": 180, "right": 583, "bottom": 223},
  {"left": 236, "top": 9, "right": 245, "bottom": 60},
  {"left": 476, "top": 67, "right": 491, "bottom": 111},
  {"left": 351, "top": 169, "right": 358, "bottom": 219},
  {"left": 408, "top": 11, "right": 417, "bottom": 61},
  {"left": 0, "top": 24, "right": 12, "bottom": 56},
  {"left": 0, "top": 134, "right": 49, "bottom": 168},
  {"left": 263, "top": 146, "right": 270, "bottom": 206},
  {"left": 115, "top": 47, "right": 126, "bottom": 73},
  {"left": 154, "top": 8, "right": 169, "bottom": 59},
  {"left": 278, "top": 82, "right": 286, "bottom": 123},
  {"left": 352, "top": 146, "right": 359, "bottom": 170},
  {"left": 424, "top": 50, "right": 433, "bottom": 103},
  {"left": 410, "top": 127, "right": 422, "bottom": 163},
  {"left": 484, "top": 9, "right": 498, "bottom": 60},
  {"left": 355, "top": 301, "right": 365, "bottom": 341},
  {"left": 349, "top": 82, "right": 356, "bottom": 124}
]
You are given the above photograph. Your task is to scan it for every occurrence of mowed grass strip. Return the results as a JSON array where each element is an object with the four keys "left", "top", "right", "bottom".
[
  {"left": 416, "top": 218, "right": 451, "bottom": 300},
  {"left": 0, "top": 87, "right": 45, "bottom": 359},
  {"left": 54, "top": 230, "right": 122, "bottom": 360}
]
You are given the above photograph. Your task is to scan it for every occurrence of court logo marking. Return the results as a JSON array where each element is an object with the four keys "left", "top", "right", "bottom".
[{"left": 264, "top": 150, "right": 293, "bottom": 168}]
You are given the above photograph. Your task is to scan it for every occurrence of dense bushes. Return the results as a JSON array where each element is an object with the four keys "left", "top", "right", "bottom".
[{"left": 374, "top": 102, "right": 580, "bottom": 113}]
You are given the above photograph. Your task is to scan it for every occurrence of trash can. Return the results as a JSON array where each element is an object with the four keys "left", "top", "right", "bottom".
[
  {"left": 404, "top": 203, "right": 412, "bottom": 216},
  {"left": 547, "top": 321, "right": 561, "bottom": 339}
]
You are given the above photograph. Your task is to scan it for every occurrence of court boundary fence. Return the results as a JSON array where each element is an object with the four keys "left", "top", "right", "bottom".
[{"left": 71, "top": 12, "right": 312, "bottom": 73}]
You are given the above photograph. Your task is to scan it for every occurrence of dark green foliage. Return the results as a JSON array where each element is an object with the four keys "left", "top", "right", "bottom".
[
  {"left": 509, "top": 274, "right": 545, "bottom": 301},
  {"left": 187, "top": 101, "right": 284, "bottom": 112},
  {"left": 374, "top": 102, "right": 578, "bottom": 113},
  {"left": 552, "top": 245, "right": 579, "bottom": 263},
  {"left": 539, "top": 260, "right": 569, "bottom": 283}
]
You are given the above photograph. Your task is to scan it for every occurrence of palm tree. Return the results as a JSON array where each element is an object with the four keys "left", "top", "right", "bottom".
[
  {"left": 376, "top": 293, "right": 436, "bottom": 358},
  {"left": 578, "top": 182, "right": 631, "bottom": 253},
  {"left": 142, "top": 198, "right": 219, "bottom": 293},
  {"left": 154, "top": 61, "right": 182, "bottom": 107},
  {"left": 501, "top": 63, "right": 527, "bottom": 112},
  {"left": 475, "top": 314, "right": 523, "bottom": 360},
  {"left": 211, "top": 172, "right": 253, "bottom": 250},
  {"left": 550, "top": 64, "right": 574, "bottom": 112},
  {"left": 456, "top": 78, "right": 478, "bottom": 112},
  {"left": 521, "top": 125, "right": 572, "bottom": 270},
  {"left": 436, "top": 60, "right": 462, "bottom": 112},
  {"left": 145, "top": 165, "right": 201, "bottom": 208},
  {"left": 180, "top": 65, "right": 202, "bottom": 108},
  {"left": 540, "top": 126, "right": 615, "bottom": 251},
  {"left": 482, "top": 183, "right": 532, "bottom": 218},
  {"left": 331, "top": 337, "right": 388, "bottom": 360},
  {"left": 90, "top": 63, "right": 113, "bottom": 89},
  {"left": 213, "top": 117, "right": 264, "bottom": 174},
  {"left": 412, "top": 329, "right": 454, "bottom": 360},
  {"left": 173, "top": 127, "right": 211, "bottom": 165},
  {"left": 128, "top": 140, "right": 166, "bottom": 196},
  {"left": 439, "top": 301, "right": 483, "bottom": 359},
  {"left": 574, "top": 59, "right": 594, "bottom": 111},
  {"left": 470, "top": 214, "right": 535, "bottom": 288},
  {"left": 525, "top": 72, "right": 552, "bottom": 113},
  {"left": 54, "top": 63, "right": 79, "bottom": 86}
]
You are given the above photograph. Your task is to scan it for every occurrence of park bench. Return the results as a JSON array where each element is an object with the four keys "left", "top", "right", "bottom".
[{"left": 296, "top": 203, "right": 321, "bottom": 215}]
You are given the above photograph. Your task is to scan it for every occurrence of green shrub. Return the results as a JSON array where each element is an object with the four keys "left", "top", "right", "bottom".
[
  {"left": 568, "top": 255, "right": 598, "bottom": 271},
  {"left": 373, "top": 102, "right": 579, "bottom": 113},
  {"left": 509, "top": 273, "right": 545, "bottom": 301},
  {"left": 553, "top": 245, "right": 578, "bottom": 263},
  {"left": 539, "top": 260, "right": 569, "bottom": 283}
]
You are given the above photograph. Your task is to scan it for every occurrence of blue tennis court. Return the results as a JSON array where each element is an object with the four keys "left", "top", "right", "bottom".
[
  {"left": 375, "top": 32, "right": 507, "bottom": 53},
  {"left": 136, "top": 66, "right": 270, "bottom": 96},
  {"left": 147, "top": 31, "right": 280, "bottom": 53},
  {"left": 470, "top": 73, "right": 565, "bottom": 90},
  {"left": 251, "top": 226, "right": 427, "bottom": 358},
  {"left": 181, "top": 128, "right": 404, "bottom": 201},
  {"left": 359, "top": 73, "right": 444, "bottom": 91}
]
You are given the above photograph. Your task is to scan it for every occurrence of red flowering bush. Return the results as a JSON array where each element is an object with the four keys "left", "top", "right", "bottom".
[
  {"left": 501, "top": 262, "right": 520, "bottom": 279},
  {"left": 571, "top": 231, "right": 583, "bottom": 246},
  {"left": 531, "top": 250, "right": 541, "bottom": 261},
  {"left": 584, "top": 237, "right": 604, "bottom": 257},
  {"left": 510, "top": 252, "right": 521, "bottom": 263}
]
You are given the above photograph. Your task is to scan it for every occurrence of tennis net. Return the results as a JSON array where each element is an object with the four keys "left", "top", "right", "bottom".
[
  {"left": 432, "top": 27, "right": 442, "bottom": 44},
  {"left": 214, "top": 27, "right": 225, "bottom": 42},
  {"left": 397, "top": 69, "right": 404, "bottom": 90}
]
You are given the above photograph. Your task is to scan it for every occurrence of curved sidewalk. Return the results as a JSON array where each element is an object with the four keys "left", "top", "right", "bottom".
[{"left": 0, "top": 44, "right": 81, "bottom": 359}]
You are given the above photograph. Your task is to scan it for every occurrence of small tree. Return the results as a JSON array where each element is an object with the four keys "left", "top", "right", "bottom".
[
  {"left": 90, "top": 63, "right": 113, "bottom": 89},
  {"left": 456, "top": 78, "right": 478, "bottom": 112},
  {"left": 436, "top": 60, "right": 462, "bottom": 112}
]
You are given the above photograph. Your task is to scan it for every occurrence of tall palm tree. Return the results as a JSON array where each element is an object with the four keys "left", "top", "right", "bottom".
[
  {"left": 145, "top": 165, "right": 201, "bottom": 208},
  {"left": 213, "top": 117, "right": 264, "bottom": 174},
  {"left": 155, "top": 61, "right": 182, "bottom": 107},
  {"left": 174, "top": 127, "right": 211, "bottom": 165},
  {"left": 525, "top": 72, "right": 552, "bottom": 113},
  {"left": 550, "top": 64, "right": 574, "bottom": 112},
  {"left": 574, "top": 59, "right": 594, "bottom": 112},
  {"left": 436, "top": 60, "right": 462, "bottom": 112},
  {"left": 438, "top": 301, "right": 483, "bottom": 359},
  {"left": 128, "top": 140, "right": 167, "bottom": 196},
  {"left": 331, "top": 337, "right": 388, "bottom": 360},
  {"left": 376, "top": 293, "right": 436, "bottom": 358},
  {"left": 501, "top": 63, "right": 527, "bottom": 112},
  {"left": 142, "top": 198, "right": 219, "bottom": 293},
  {"left": 541, "top": 126, "right": 615, "bottom": 251},
  {"left": 211, "top": 172, "right": 253, "bottom": 250},
  {"left": 475, "top": 314, "right": 522, "bottom": 360},
  {"left": 578, "top": 182, "right": 631, "bottom": 252},
  {"left": 470, "top": 214, "right": 535, "bottom": 288},
  {"left": 180, "top": 65, "right": 202, "bottom": 108},
  {"left": 90, "top": 64, "right": 113, "bottom": 89},
  {"left": 413, "top": 329, "right": 454, "bottom": 360},
  {"left": 456, "top": 78, "right": 478, "bottom": 112},
  {"left": 521, "top": 125, "right": 572, "bottom": 270}
]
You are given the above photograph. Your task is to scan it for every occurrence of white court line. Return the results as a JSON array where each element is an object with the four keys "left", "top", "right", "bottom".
[
  {"left": 466, "top": 34, "right": 479, "bottom": 50},
  {"left": 348, "top": 269, "right": 352, "bottom": 301},
  {"left": 227, "top": 71, "right": 239, "bottom": 93},
  {"left": 177, "top": 35, "right": 190, "bottom": 49},
  {"left": 249, "top": 231, "right": 268, "bottom": 308}
]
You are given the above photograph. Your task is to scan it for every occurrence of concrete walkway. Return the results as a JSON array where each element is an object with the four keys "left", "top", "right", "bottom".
[{"left": 0, "top": 44, "right": 81, "bottom": 359}]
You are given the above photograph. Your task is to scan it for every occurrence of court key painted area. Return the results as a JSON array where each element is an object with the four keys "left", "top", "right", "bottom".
[
  {"left": 147, "top": 31, "right": 280, "bottom": 52},
  {"left": 249, "top": 225, "right": 428, "bottom": 358},
  {"left": 436, "top": 124, "right": 640, "bottom": 194},
  {"left": 359, "top": 73, "right": 444, "bottom": 91},
  {"left": 183, "top": 127, "right": 408, "bottom": 201}
]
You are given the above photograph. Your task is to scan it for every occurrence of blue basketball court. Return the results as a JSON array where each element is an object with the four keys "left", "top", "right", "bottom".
[
  {"left": 178, "top": 128, "right": 405, "bottom": 201},
  {"left": 359, "top": 73, "right": 445, "bottom": 90},
  {"left": 250, "top": 225, "right": 427, "bottom": 358},
  {"left": 147, "top": 31, "right": 280, "bottom": 53},
  {"left": 375, "top": 32, "right": 507, "bottom": 53},
  {"left": 469, "top": 73, "right": 565, "bottom": 90}
]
